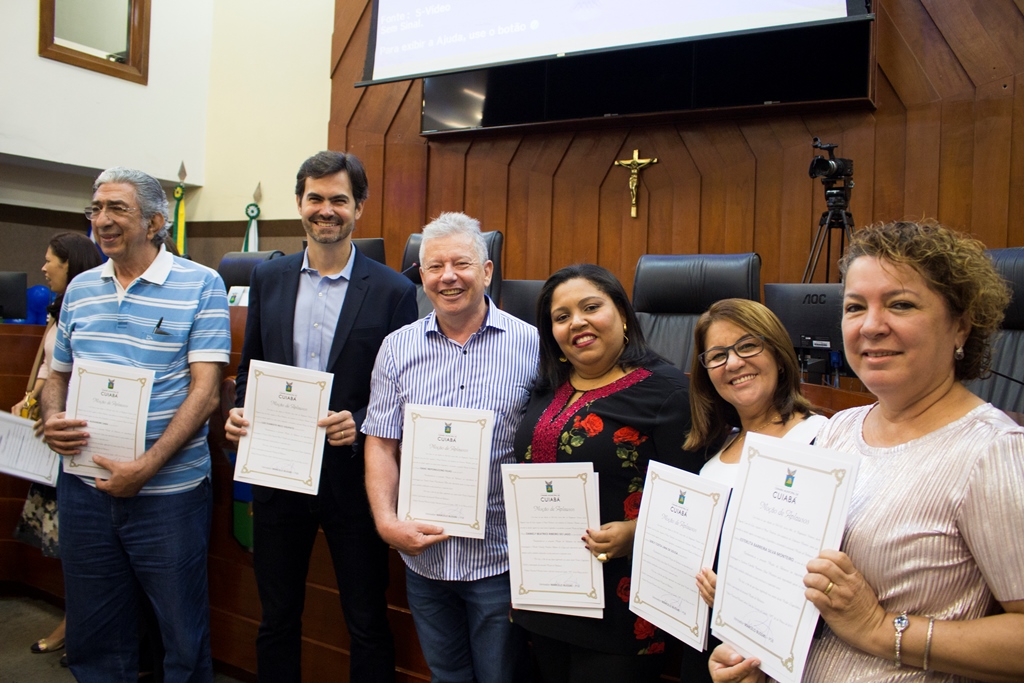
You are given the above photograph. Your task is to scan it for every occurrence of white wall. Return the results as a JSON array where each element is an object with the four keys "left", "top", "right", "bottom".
[
  {"left": 0, "top": 0, "right": 335, "bottom": 222},
  {"left": 0, "top": 0, "right": 214, "bottom": 186},
  {"left": 190, "top": 0, "right": 333, "bottom": 221}
]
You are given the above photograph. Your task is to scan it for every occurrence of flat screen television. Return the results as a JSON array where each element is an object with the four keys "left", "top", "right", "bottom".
[
  {"left": 763, "top": 282, "right": 848, "bottom": 385},
  {"left": 419, "top": 16, "right": 873, "bottom": 134},
  {"left": 0, "top": 272, "right": 28, "bottom": 321}
]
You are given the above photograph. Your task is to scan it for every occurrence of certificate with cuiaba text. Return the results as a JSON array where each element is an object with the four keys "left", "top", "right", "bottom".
[
  {"left": 0, "top": 412, "right": 60, "bottom": 485},
  {"left": 398, "top": 403, "right": 494, "bottom": 539},
  {"left": 712, "top": 433, "right": 859, "bottom": 683},
  {"left": 629, "top": 460, "right": 730, "bottom": 651},
  {"left": 63, "top": 359, "right": 154, "bottom": 477},
  {"left": 233, "top": 360, "right": 333, "bottom": 496},
  {"left": 502, "top": 462, "right": 604, "bottom": 617}
]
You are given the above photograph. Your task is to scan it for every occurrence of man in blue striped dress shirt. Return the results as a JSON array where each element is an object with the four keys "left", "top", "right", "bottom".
[
  {"left": 41, "top": 167, "right": 231, "bottom": 682},
  {"left": 363, "top": 212, "right": 539, "bottom": 683}
]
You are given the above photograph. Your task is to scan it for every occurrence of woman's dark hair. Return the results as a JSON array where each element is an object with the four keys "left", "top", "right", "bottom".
[
  {"left": 535, "top": 264, "right": 662, "bottom": 390},
  {"left": 684, "top": 298, "right": 814, "bottom": 452},
  {"left": 47, "top": 232, "right": 103, "bottom": 318}
]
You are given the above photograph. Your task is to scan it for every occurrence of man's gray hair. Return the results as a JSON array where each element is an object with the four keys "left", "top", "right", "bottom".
[
  {"left": 94, "top": 167, "right": 171, "bottom": 245},
  {"left": 419, "top": 212, "right": 488, "bottom": 264}
]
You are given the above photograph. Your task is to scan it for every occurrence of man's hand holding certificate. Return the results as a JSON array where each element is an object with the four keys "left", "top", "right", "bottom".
[
  {"left": 233, "top": 360, "right": 334, "bottom": 496},
  {"left": 397, "top": 404, "right": 494, "bottom": 539},
  {"left": 712, "top": 432, "right": 859, "bottom": 683},
  {"left": 62, "top": 359, "right": 155, "bottom": 478}
]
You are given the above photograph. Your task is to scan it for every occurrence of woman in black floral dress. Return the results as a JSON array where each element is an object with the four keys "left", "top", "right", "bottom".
[{"left": 512, "top": 264, "right": 701, "bottom": 683}]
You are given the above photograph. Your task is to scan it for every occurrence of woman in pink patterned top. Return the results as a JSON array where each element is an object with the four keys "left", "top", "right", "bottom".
[{"left": 711, "top": 221, "right": 1024, "bottom": 683}]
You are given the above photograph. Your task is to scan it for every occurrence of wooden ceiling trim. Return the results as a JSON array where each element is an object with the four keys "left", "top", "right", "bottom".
[
  {"left": 876, "top": 3, "right": 941, "bottom": 106},
  {"left": 883, "top": 0, "right": 974, "bottom": 100},
  {"left": 919, "top": 0, "right": 1012, "bottom": 87},
  {"left": 964, "top": 0, "right": 1024, "bottom": 72}
]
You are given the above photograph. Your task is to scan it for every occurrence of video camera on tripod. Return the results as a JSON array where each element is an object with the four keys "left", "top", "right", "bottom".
[{"left": 802, "top": 137, "right": 855, "bottom": 283}]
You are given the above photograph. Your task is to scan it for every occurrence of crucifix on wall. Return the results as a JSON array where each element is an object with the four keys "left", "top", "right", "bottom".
[{"left": 614, "top": 149, "right": 658, "bottom": 218}]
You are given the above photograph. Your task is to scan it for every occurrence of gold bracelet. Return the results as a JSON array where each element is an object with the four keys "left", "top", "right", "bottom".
[{"left": 923, "top": 617, "right": 935, "bottom": 671}]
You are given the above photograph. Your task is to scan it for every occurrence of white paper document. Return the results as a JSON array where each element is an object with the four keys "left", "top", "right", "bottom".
[
  {"left": 629, "top": 461, "right": 731, "bottom": 651},
  {"left": 63, "top": 359, "right": 155, "bottom": 477},
  {"left": 398, "top": 403, "right": 495, "bottom": 539},
  {"left": 233, "top": 360, "right": 334, "bottom": 496},
  {"left": 712, "top": 433, "right": 859, "bottom": 683},
  {"left": 0, "top": 412, "right": 60, "bottom": 486},
  {"left": 502, "top": 462, "right": 604, "bottom": 618}
]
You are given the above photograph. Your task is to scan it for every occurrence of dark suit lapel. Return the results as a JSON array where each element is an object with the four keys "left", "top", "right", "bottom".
[
  {"left": 279, "top": 255, "right": 303, "bottom": 366},
  {"left": 326, "top": 249, "right": 368, "bottom": 370}
]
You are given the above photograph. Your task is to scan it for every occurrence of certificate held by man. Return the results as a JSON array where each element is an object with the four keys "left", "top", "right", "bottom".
[
  {"left": 397, "top": 403, "right": 494, "bottom": 539},
  {"left": 63, "top": 359, "right": 155, "bottom": 477},
  {"left": 712, "top": 432, "right": 859, "bottom": 683},
  {"left": 233, "top": 360, "right": 334, "bottom": 495}
]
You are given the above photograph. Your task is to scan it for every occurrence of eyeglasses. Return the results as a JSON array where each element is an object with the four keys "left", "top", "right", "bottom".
[
  {"left": 84, "top": 204, "right": 138, "bottom": 220},
  {"left": 698, "top": 335, "right": 766, "bottom": 369}
]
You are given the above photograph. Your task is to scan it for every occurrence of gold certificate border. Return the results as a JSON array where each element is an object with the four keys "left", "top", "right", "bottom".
[
  {"left": 238, "top": 368, "right": 329, "bottom": 487},
  {"left": 633, "top": 470, "right": 723, "bottom": 637},
  {"left": 714, "top": 446, "right": 847, "bottom": 673},
  {"left": 67, "top": 366, "right": 149, "bottom": 469},
  {"left": 506, "top": 471, "right": 600, "bottom": 602}
]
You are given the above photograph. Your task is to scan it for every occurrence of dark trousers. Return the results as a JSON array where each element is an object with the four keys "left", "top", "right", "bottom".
[
  {"left": 530, "top": 633, "right": 664, "bottom": 683},
  {"left": 252, "top": 478, "right": 394, "bottom": 683}
]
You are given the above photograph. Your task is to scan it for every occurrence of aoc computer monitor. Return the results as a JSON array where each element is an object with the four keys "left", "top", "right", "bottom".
[{"left": 763, "top": 282, "right": 848, "bottom": 384}]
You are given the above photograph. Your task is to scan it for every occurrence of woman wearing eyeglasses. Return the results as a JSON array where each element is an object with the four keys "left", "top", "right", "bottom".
[{"left": 678, "top": 298, "right": 826, "bottom": 682}]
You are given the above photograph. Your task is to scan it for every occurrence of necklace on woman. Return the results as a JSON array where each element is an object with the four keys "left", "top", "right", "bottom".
[{"left": 745, "top": 414, "right": 780, "bottom": 434}]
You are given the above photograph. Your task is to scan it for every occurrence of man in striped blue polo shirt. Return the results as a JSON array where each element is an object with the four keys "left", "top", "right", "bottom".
[
  {"left": 41, "top": 167, "right": 231, "bottom": 682},
  {"left": 363, "top": 212, "right": 540, "bottom": 683}
]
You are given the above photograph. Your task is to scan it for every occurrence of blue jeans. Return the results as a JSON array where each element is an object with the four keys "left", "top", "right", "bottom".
[
  {"left": 58, "top": 471, "right": 213, "bottom": 683},
  {"left": 404, "top": 568, "right": 529, "bottom": 683}
]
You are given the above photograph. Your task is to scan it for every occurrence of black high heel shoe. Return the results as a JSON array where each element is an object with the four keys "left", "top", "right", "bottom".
[{"left": 30, "top": 637, "right": 65, "bottom": 654}]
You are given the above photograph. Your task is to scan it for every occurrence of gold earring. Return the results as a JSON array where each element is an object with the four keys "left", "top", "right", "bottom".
[
  {"left": 623, "top": 323, "right": 629, "bottom": 346},
  {"left": 559, "top": 356, "right": 567, "bottom": 363}
]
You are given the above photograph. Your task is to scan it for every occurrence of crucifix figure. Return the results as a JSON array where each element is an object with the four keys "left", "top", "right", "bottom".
[{"left": 614, "top": 149, "right": 658, "bottom": 218}]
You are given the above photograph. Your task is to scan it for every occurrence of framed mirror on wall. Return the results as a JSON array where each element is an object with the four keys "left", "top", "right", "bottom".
[{"left": 38, "top": 0, "right": 150, "bottom": 85}]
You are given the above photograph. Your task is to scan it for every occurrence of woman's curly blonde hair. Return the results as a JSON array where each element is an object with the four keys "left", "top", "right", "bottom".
[{"left": 838, "top": 220, "right": 1010, "bottom": 381}]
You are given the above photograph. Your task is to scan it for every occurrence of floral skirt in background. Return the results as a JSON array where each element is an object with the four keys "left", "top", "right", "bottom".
[{"left": 14, "top": 483, "right": 60, "bottom": 558}]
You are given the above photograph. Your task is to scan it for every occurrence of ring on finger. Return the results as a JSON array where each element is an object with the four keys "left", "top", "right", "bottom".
[
  {"left": 824, "top": 581, "right": 835, "bottom": 596},
  {"left": 597, "top": 553, "right": 608, "bottom": 562}
]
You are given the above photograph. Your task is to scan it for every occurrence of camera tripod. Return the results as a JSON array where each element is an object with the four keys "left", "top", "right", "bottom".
[{"left": 802, "top": 181, "right": 855, "bottom": 283}]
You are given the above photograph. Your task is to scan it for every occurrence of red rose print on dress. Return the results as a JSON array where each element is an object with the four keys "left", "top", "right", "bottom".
[
  {"left": 617, "top": 577, "right": 631, "bottom": 603},
  {"left": 575, "top": 413, "right": 604, "bottom": 437},
  {"left": 613, "top": 426, "right": 647, "bottom": 446},
  {"left": 634, "top": 616, "right": 656, "bottom": 640},
  {"left": 623, "top": 491, "right": 642, "bottom": 520}
]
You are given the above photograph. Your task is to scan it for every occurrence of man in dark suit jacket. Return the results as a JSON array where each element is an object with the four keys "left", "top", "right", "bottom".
[{"left": 225, "top": 151, "right": 418, "bottom": 683}]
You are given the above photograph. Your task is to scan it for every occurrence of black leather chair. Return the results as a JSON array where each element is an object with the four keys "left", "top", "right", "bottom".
[
  {"left": 401, "top": 231, "right": 504, "bottom": 318},
  {"left": 632, "top": 253, "right": 761, "bottom": 371},
  {"left": 966, "top": 247, "right": 1024, "bottom": 414},
  {"left": 352, "top": 237, "right": 386, "bottom": 265},
  {"left": 500, "top": 280, "right": 546, "bottom": 327},
  {"left": 217, "top": 250, "right": 285, "bottom": 289}
]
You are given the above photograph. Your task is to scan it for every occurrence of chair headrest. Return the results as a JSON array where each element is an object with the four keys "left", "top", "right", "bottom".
[
  {"left": 632, "top": 253, "right": 761, "bottom": 314},
  {"left": 217, "top": 250, "right": 285, "bottom": 289},
  {"left": 989, "top": 248, "right": 1024, "bottom": 330}
]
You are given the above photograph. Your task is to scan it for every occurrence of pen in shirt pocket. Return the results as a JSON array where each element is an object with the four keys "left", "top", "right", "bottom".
[{"left": 153, "top": 317, "right": 171, "bottom": 335}]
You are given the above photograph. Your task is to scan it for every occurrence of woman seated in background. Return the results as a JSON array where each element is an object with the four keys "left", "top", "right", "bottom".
[
  {"left": 678, "top": 298, "right": 826, "bottom": 682},
  {"left": 711, "top": 220, "right": 1024, "bottom": 683},
  {"left": 11, "top": 232, "right": 102, "bottom": 657},
  {"left": 511, "top": 263, "right": 702, "bottom": 683}
]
